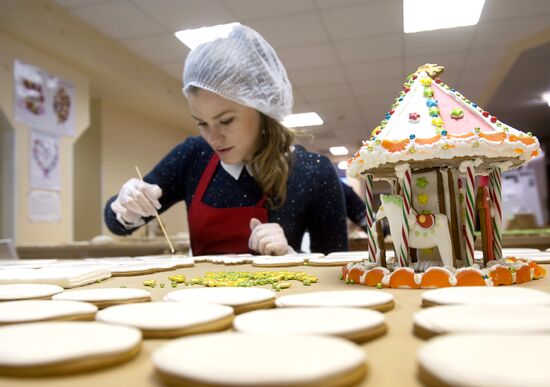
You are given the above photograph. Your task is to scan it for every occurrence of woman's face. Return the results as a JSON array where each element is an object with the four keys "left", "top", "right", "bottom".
[{"left": 187, "top": 89, "right": 262, "bottom": 164}]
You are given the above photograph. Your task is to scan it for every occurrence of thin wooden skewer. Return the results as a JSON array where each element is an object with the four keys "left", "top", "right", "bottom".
[{"left": 135, "top": 166, "right": 175, "bottom": 255}]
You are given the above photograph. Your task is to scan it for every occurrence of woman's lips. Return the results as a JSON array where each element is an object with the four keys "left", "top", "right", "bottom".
[{"left": 217, "top": 147, "right": 233, "bottom": 154}]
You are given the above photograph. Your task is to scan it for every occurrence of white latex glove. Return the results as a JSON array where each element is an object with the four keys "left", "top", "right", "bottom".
[
  {"left": 248, "top": 218, "right": 292, "bottom": 256},
  {"left": 110, "top": 178, "right": 162, "bottom": 228}
]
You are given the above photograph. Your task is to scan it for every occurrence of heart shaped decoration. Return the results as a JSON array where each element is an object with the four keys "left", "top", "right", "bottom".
[{"left": 32, "top": 138, "right": 59, "bottom": 177}]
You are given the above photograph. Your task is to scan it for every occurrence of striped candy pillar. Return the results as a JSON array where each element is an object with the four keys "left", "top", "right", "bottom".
[
  {"left": 459, "top": 161, "right": 477, "bottom": 266},
  {"left": 364, "top": 174, "right": 376, "bottom": 263},
  {"left": 395, "top": 164, "right": 411, "bottom": 267},
  {"left": 489, "top": 167, "right": 503, "bottom": 259}
]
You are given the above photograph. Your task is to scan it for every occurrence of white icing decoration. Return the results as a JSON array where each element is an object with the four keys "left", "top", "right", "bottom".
[
  {"left": 53, "top": 288, "right": 151, "bottom": 302},
  {"left": 164, "top": 287, "right": 276, "bottom": 307},
  {"left": 422, "top": 286, "right": 550, "bottom": 306},
  {"left": 276, "top": 290, "right": 393, "bottom": 308},
  {"left": 234, "top": 307, "right": 385, "bottom": 336},
  {"left": 153, "top": 333, "right": 366, "bottom": 385}
]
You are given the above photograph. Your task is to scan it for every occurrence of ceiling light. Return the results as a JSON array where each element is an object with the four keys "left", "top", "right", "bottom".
[
  {"left": 337, "top": 161, "right": 348, "bottom": 170},
  {"left": 403, "top": 0, "right": 485, "bottom": 33},
  {"left": 543, "top": 93, "right": 550, "bottom": 107},
  {"left": 175, "top": 22, "right": 241, "bottom": 49},
  {"left": 281, "top": 112, "right": 323, "bottom": 128},
  {"left": 329, "top": 146, "right": 349, "bottom": 156}
]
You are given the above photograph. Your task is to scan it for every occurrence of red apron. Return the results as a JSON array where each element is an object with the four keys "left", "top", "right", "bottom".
[{"left": 188, "top": 153, "right": 268, "bottom": 255}]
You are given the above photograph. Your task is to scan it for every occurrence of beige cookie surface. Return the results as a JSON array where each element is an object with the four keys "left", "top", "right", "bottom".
[
  {"left": 164, "top": 287, "right": 276, "bottom": 314},
  {"left": 422, "top": 286, "right": 550, "bottom": 307},
  {"left": 276, "top": 290, "right": 395, "bottom": 312},
  {"left": 418, "top": 334, "right": 550, "bottom": 387},
  {"left": 0, "top": 321, "right": 141, "bottom": 376},
  {"left": 96, "top": 301, "right": 233, "bottom": 338},
  {"left": 0, "top": 284, "right": 64, "bottom": 301},
  {"left": 153, "top": 332, "right": 367, "bottom": 387},
  {"left": 53, "top": 288, "right": 151, "bottom": 308},
  {"left": 414, "top": 305, "right": 550, "bottom": 339},
  {"left": 233, "top": 307, "right": 386, "bottom": 342},
  {"left": 0, "top": 300, "right": 97, "bottom": 325}
]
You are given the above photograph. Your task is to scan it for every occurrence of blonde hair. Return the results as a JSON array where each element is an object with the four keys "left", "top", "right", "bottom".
[{"left": 251, "top": 114, "right": 296, "bottom": 209}]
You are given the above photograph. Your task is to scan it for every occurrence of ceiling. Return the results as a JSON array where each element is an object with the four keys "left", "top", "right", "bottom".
[{"left": 53, "top": 0, "right": 550, "bottom": 163}]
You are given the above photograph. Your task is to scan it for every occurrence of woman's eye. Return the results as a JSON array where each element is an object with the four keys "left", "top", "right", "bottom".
[
  {"left": 197, "top": 122, "right": 207, "bottom": 128},
  {"left": 220, "top": 117, "right": 234, "bottom": 125}
]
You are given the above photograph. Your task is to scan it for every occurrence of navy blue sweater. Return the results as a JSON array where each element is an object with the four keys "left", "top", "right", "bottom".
[{"left": 104, "top": 136, "right": 348, "bottom": 254}]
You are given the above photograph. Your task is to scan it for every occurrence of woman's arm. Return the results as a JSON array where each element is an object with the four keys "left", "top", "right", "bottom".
[{"left": 103, "top": 137, "right": 201, "bottom": 235}]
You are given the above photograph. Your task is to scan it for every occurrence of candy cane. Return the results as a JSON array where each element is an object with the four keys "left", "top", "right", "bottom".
[
  {"left": 395, "top": 164, "right": 411, "bottom": 267},
  {"left": 489, "top": 167, "right": 503, "bottom": 259},
  {"left": 365, "top": 174, "right": 376, "bottom": 263},
  {"left": 459, "top": 161, "right": 477, "bottom": 266}
]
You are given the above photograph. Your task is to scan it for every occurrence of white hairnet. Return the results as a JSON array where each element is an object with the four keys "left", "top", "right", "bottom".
[{"left": 183, "top": 25, "right": 293, "bottom": 122}]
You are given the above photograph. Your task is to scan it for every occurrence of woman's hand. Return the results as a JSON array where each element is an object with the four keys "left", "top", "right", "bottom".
[
  {"left": 110, "top": 178, "right": 162, "bottom": 228},
  {"left": 248, "top": 218, "right": 290, "bottom": 255}
]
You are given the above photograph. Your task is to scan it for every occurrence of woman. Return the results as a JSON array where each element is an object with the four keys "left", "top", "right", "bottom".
[{"left": 104, "top": 25, "right": 347, "bottom": 256}]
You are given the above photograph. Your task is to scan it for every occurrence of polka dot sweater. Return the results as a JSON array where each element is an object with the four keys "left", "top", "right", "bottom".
[{"left": 104, "top": 136, "right": 348, "bottom": 254}]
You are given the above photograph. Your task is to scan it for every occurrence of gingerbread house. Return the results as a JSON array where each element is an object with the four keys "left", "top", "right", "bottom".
[{"left": 343, "top": 64, "right": 544, "bottom": 288}]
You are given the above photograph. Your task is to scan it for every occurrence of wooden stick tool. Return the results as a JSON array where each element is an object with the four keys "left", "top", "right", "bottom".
[{"left": 135, "top": 166, "right": 175, "bottom": 255}]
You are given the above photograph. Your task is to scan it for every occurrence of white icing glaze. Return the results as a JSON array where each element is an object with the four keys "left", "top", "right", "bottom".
[
  {"left": 252, "top": 256, "right": 305, "bottom": 266},
  {"left": 0, "top": 284, "right": 63, "bottom": 300},
  {"left": 415, "top": 305, "right": 550, "bottom": 335},
  {"left": 0, "top": 300, "right": 97, "bottom": 323},
  {"left": 276, "top": 290, "right": 394, "bottom": 308},
  {"left": 164, "top": 287, "right": 276, "bottom": 307},
  {"left": 234, "top": 307, "right": 385, "bottom": 336},
  {"left": 0, "top": 321, "right": 141, "bottom": 366},
  {"left": 153, "top": 333, "right": 366, "bottom": 385},
  {"left": 419, "top": 334, "right": 550, "bottom": 387},
  {"left": 53, "top": 288, "right": 151, "bottom": 302},
  {"left": 0, "top": 267, "right": 111, "bottom": 288},
  {"left": 422, "top": 286, "right": 550, "bottom": 306},
  {"left": 96, "top": 301, "right": 233, "bottom": 330},
  {"left": 308, "top": 256, "right": 364, "bottom": 265}
]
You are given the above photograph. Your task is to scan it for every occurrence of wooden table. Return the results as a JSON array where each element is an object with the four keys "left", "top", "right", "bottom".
[
  {"left": 16, "top": 240, "right": 190, "bottom": 259},
  {"left": 0, "top": 261, "right": 549, "bottom": 387}
]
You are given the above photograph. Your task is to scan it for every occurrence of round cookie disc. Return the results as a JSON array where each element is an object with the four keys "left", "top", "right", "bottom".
[
  {"left": 96, "top": 301, "right": 234, "bottom": 338},
  {"left": 418, "top": 334, "right": 550, "bottom": 387},
  {"left": 0, "top": 321, "right": 141, "bottom": 376},
  {"left": 53, "top": 288, "right": 151, "bottom": 308},
  {"left": 276, "top": 290, "right": 395, "bottom": 312},
  {"left": 421, "top": 286, "right": 550, "bottom": 307},
  {"left": 307, "top": 256, "right": 364, "bottom": 266},
  {"left": 153, "top": 332, "right": 367, "bottom": 387},
  {"left": 234, "top": 307, "right": 386, "bottom": 343},
  {"left": 0, "top": 300, "right": 97, "bottom": 325},
  {"left": 414, "top": 305, "right": 550, "bottom": 339},
  {"left": 252, "top": 256, "right": 305, "bottom": 267},
  {"left": 164, "top": 287, "right": 276, "bottom": 314},
  {"left": 0, "top": 284, "right": 64, "bottom": 301}
]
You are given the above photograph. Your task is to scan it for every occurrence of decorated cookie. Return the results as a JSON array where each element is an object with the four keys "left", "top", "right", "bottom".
[
  {"left": 252, "top": 256, "right": 305, "bottom": 267},
  {"left": 53, "top": 288, "right": 151, "bottom": 309},
  {"left": 96, "top": 301, "right": 233, "bottom": 338},
  {"left": 234, "top": 307, "right": 386, "bottom": 343},
  {"left": 414, "top": 304, "right": 550, "bottom": 339},
  {"left": 164, "top": 287, "right": 276, "bottom": 314},
  {"left": 0, "top": 321, "right": 141, "bottom": 376},
  {"left": 308, "top": 256, "right": 364, "bottom": 266},
  {"left": 418, "top": 334, "right": 550, "bottom": 387},
  {"left": 0, "top": 284, "right": 63, "bottom": 301},
  {"left": 0, "top": 300, "right": 97, "bottom": 325},
  {"left": 421, "top": 286, "right": 550, "bottom": 307},
  {"left": 0, "top": 266, "right": 111, "bottom": 288},
  {"left": 276, "top": 290, "right": 395, "bottom": 312},
  {"left": 153, "top": 333, "right": 367, "bottom": 387}
]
